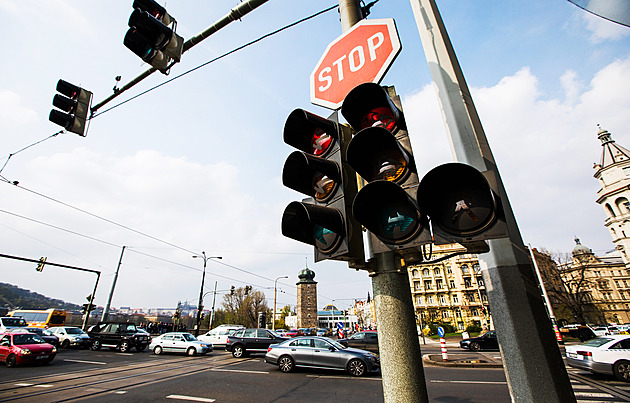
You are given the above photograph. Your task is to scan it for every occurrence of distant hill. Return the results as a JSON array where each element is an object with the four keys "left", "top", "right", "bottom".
[{"left": 0, "top": 282, "right": 82, "bottom": 312}]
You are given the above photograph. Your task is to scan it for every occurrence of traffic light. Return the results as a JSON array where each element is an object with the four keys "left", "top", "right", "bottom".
[
  {"left": 81, "top": 304, "right": 95, "bottom": 314},
  {"left": 244, "top": 285, "right": 252, "bottom": 295},
  {"left": 258, "top": 312, "right": 266, "bottom": 328},
  {"left": 416, "top": 163, "right": 507, "bottom": 245},
  {"left": 281, "top": 109, "right": 364, "bottom": 264},
  {"left": 35, "top": 257, "right": 47, "bottom": 272},
  {"left": 124, "top": 0, "right": 183, "bottom": 74},
  {"left": 341, "top": 83, "right": 431, "bottom": 255},
  {"left": 49, "top": 79, "right": 92, "bottom": 136},
  {"left": 230, "top": 286, "right": 235, "bottom": 295}
]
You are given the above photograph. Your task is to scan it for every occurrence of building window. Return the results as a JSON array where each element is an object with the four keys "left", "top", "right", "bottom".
[
  {"left": 464, "top": 279, "right": 471, "bottom": 288},
  {"left": 471, "top": 308, "right": 478, "bottom": 316},
  {"left": 414, "top": 281, "right": 421, "bottom": 290},
  {"left": 424, "top": 280, "right": 432, "bottom": 290},
  {"left": 416, "top": 296, "right": 422, "bottom": 305},
  {"left": 477, "top": 278, "right": 484, "bottom": 287},
  {"left": 412, "top": 269, "right": 419, "bottom": 278},
  {"left": 606, "top": 203, "right": 616, "bottom": 217},
  {"left": 428, "top": 296, "right": 434, "bottom": 304},
  {"left": 456, "top": 310, "right": 462, "bottom": 318},
  {"left": 439, "top": 295, "right": 447, "bottom": 304},
  {"left": 449, "top": 280, "right": 456, "bottom": 288},
  {"left": 452, "top": 294, "right": 459, "bottom": 303},
  {"left": 461, "top": 265, "right": 469, "bottom": 275},
  {"left": 442, "top": 310, "right": 449, "bottom": 318},
  {"left": 436, "top": 279, "right": 443, "bottom": 290},
  {"left": 423, "top": 269, "right": 430, "bottom": 277},
  {"left": 447, "top": 266, "right": 453, "bottom": 274},
  {"left": 434, "top": 268, "right": 441, "bottom": 276},
  {"left": 473, "top": 263, "right": 481, "bottom": 273}
]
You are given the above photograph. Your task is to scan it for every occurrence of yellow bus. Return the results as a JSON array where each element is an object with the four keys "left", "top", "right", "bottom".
[{"left": 8, "top": 309, "right": 66, "bottom": 328}]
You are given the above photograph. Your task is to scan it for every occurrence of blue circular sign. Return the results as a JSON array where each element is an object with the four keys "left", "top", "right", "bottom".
[{"left": 437, "top": 326, "right": 445, "bottom": 338}]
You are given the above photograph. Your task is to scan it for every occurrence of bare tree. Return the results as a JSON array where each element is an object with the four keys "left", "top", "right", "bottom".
[{"left": 221, "top": 287, "right": 269, "bottom": 328}]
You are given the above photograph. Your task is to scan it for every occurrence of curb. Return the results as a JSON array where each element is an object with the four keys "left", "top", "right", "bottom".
[{"left": 421, "top": 354, "right": 503, "bottom": 368}]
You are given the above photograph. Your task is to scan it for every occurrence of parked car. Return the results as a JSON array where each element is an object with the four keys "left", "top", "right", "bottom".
[
  {"left": 591, "top": 326, "right": 619, "bottom": 337},
  {"left": 265, "top": 336, "right": 380, "bottom": 377},
  {"left": 88, "top": 322, "right": 151, "bottom": 352},
  {"left": 618, "top": 324, "right": 630, "bottom": 334},
  {"left": 460, "top": 331, "right": 499, "bottom": 351},
  {"left": 275, "top": 329, "right": 288, "bottom": 337},
  {"left": 337, "top": 330, "right": 379, "bottom": 354},
  {"left": 13, "top": 327, "right": 60, "bottom": 347},
  {"left": 49, "top": 326, "right": 91, "bottom": 349},
  {"left": 565, "top": 335, "right": 630, "bottom": 382},
  {"left": 198, "top": 325, "right": 244, "bottom": 348},
  {"left": 226, "top": 328, "right": 288, "bottom": 358},
  {"left": 316, "top": 328, "right": 328, "bottom": 336},
  {"left": 0, "top": 331, "right": 57, "bottom": 367},
  {"left": 286, "top": 329, "right": 303, "bottom": 338},
  {"left": 149, "top": 332, "right": 212, "bottom": 356},
  {"left": 0, "top": 317, "right": 27, "bottom": 333}
]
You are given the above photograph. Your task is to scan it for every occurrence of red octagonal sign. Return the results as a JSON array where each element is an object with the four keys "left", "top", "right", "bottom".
[{"left": 310, "top": 18, "right": 401, "bottom": 110}]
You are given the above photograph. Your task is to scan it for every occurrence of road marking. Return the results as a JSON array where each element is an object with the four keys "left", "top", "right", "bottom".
[
  {"left": 34, "top": 384, "right": 54, "bottom": 388},
  {"left": 63, "top": 359, "right": 107, "bottom": 365},
  {"left": 166, "top": 395, "right": 216, "bottom": 402},
  {"left": 116, "top": 353, "right": 134, "bottom": 356},
  {"left": 15, "top": 383, "right": 33, "bottom": 387},
  {"left": 210, "top": 368, "right": 268, "bottom": 374},
  {"left": 430, "top": 380, "right": 508, "bottom": 385}
]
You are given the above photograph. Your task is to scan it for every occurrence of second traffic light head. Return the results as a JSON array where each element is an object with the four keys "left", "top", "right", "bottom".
[{"left": 341, "top": 82, "right": 405, "bottom": 133}]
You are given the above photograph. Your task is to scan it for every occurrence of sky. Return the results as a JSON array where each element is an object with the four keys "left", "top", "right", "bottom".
[{"left": 1, "top": 0, "right": 629, "bottom": 312}]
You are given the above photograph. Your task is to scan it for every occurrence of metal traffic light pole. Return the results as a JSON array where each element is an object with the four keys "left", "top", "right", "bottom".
[
  {"left": 338, "top": 1, "right": 429, "bottom": 402},
  {"left": 410, "top": 0, "right": 575, "bottom": 401}
]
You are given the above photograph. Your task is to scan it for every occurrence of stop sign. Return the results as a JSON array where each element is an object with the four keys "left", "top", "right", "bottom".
[{"left": 310, "top": 18, "right": 401, "bottom": 110}]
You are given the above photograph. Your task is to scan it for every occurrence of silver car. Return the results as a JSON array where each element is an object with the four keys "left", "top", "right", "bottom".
[
  {"left": 264, "top": 336, "right": 379, "bottom": 376},
  {"left": 149, "top": 332, "right": 212, "bottom": 356},
  {"left": 48, "top": 326, "right": 91, "bottom": 349}
]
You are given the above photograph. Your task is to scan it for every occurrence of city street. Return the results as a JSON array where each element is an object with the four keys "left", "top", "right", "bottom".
[{"left": 0, "top": 345, "right": 629, "bottom": 402}]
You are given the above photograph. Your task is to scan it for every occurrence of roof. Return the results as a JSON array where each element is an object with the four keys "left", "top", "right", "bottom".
[{"left": 596, "top": 127, "right": 630, "bottom": 170}]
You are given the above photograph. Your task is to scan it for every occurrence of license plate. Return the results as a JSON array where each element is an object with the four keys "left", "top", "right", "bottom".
[
  {"left": 566, "top": 352, "right": 577, "bottom": 358},
  {"left": 36, "top": 355, "right": 49, "bottom": 360}
]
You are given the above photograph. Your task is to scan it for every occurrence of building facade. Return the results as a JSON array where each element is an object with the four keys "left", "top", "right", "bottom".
[{"left": 407, "top": 244, "right": 491, "bottom": 332}]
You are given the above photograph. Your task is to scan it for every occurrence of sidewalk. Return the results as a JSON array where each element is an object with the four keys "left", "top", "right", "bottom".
[{"left": 418, "top": 336, "right": 504, "bottom": 368}]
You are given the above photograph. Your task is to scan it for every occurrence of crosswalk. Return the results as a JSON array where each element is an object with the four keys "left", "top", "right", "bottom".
[{"left": 567, "top": 367, "right": 630, "bottom": 402}]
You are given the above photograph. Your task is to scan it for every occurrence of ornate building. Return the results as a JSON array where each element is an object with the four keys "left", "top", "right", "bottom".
[
  {"left": 594, "top": 126, "right": 630, "bottom": 267},
  {"left": 296, "top": 266, "right": 318, "bottom": 329},
  {"left": 407, "top": 244, "right": 491, "bottom": 332}
]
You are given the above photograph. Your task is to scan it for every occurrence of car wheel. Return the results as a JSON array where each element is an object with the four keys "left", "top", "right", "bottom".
[
  {"left": 278, "top": 355, "right": 294, "bottom": 373},
  {"left": 232, "top": 345, "right": 245, "bottom": 358},
  {"left": 91, "top": 340, "right": 102, "bottom": 351},
  {"left": 6, "top": 354, "right": 17, "bottom": 368},
  {"left": 469, "top": 342, "right": 481, "bottom": 352},
  {"left": 118, "top": 341, "right": 131, "bottom": 353},
  {"left": 136, "top": 345, "right": 146, "bottom": 352},
  {"left": 614, "top": 360, "right": 630, "bottom": 382},
  {"left": 347, "top": 358, "right": 366, "bottom": 377},
  {"left": 61, "top": 339, "right": 70, "bottom": 349},
  {"left": 153, "top": 346, "right": 163, "bottom": 355},
  {"left": 187, "top": 347, "right": 197, "bottom": 356}
]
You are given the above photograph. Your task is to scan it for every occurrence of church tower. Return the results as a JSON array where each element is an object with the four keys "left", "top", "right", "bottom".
[
  {"left": 593, "top": 126, "right": 630, "bottom": 266},
  {"left": 296, "top": 266, "right": 318, "bottom": 329}
]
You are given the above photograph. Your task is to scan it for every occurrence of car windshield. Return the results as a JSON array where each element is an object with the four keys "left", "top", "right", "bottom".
[
  {"left": 582, "top": 337, "right": 613, "bottom": 347},
  {"left": 66, "top": 328, "right": 85, "bottom": 335},
  {"left": 182, "top": 333, "right": 197, "bottom": 341},
  {"left": 267, "top": 330, "right": 282, "bottom": 337},
  {"left": 326, "top": 338, "right": 347, "bottom": 349},
  {"left": 13, "top": 334, "right": 46, "bottom": 345},
  {"left": 2, "top": 318, "right": 26, "bottom": 326}
]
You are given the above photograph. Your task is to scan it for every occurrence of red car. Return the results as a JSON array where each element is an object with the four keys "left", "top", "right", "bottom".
[
  {"left": 285, "top": 329, "right": 304, "bottom": 338},
  {"left": 0, "top": 331, "right": 57, "bottom": 367}
]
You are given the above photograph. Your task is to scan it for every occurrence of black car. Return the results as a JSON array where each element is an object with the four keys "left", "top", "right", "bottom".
[
  {"left": 460, "top": 331, "right": 499, "bottom": 351},
  {"left": 23, "top": 327, "right": 60, "bottom": 347},
  {"left": 88, "top": 322, "right": 151, "bottom": 353},
  {"left": 226, "top": 328, "right": 289, "bottom": 358},
  {"left": 337, "top": 331, "right": 379, "bottom": 354}
]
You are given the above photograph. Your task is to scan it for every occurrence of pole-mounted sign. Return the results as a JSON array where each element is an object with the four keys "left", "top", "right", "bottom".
[{"left": 310, "top": 18, "right": 401, "bottom": 110}]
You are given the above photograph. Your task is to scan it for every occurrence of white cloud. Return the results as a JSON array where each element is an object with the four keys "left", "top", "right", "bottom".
[
  {"left": 0, "top": 90, "right": 39, "bottom": 126},
  {"left": 582, "top": 11, "right": 630, "bottom": 43}
]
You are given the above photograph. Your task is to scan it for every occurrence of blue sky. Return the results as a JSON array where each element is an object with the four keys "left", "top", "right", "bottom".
[{"left": 1, "top": 0, "right": 629, "bottom": 311}]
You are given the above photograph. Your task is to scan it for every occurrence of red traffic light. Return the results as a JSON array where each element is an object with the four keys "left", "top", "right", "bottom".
[{"left": 341, "top": 82, "right": 404, "bottom": 133}]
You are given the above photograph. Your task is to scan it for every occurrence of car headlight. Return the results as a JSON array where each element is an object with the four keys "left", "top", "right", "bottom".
[
  {"left": 20, "top": 348, "right": 31, "bottom": 355},
  {"left": 52, "top": 347, "right": 57, "bottom": 353}
]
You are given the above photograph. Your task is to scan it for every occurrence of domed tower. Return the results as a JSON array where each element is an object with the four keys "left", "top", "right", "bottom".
[
  {"left": 593, "top": 126, "right": 630, "bottom": 266},
  {"left": 296, "top": 266, "right": 318, "bottom": 329},
  {"left": 572, "top": 237, "right": 595, "bottom": 264}
]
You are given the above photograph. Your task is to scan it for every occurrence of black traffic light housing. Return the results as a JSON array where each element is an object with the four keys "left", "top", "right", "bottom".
[
  {"left": 417, "top": 162, "right": 508, "bottom": 245},
  {"left": 342, "top": 83, "right": 431, "bottom": 256},
  {"left": 124, "top": 0, "right": 183, "bottom": 74},
  {"left": 49, "top": 79, "right": 92, "bottom": 136},
  {"left": 281, "top": 109, "right": 364, "bottom": 265}
]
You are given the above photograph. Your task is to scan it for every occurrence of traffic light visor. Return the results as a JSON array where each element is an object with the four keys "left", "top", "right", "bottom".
[
  {"left": 352, "top": 181, "right": 425, "bottom": 245},
  {"left": 284, "top": 109, "right": 337, "bottom": 157},
  {"left": 282, "top": 151, "right": 340, "bottom": 202},
  {"left": 418, "top": 163, "right": 498, "bottom": 237},
  {"left": 347, "top": 127, "right": 411, "bottom": 183},
  {"left": 341, "top": 83, "right": 403, "bottom": 133},
  {"left": 282, "top": 202, "right": 344, "bottom": 253}
]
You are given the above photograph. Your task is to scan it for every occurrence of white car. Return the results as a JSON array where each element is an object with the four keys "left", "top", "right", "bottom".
[
  {"left": 198, "top": 325, "right": 244, "bottom": 348},
  {"left": 591, "top": 326, "right": 619, "bottom": 336},
  {"left": 48, "top": 326, "right": 91, "bottom": 349},
  {"left": 149, "top": 332, "right": 212, "bottom": 356},
  {"left": 0, "top": 317, "right": 27, "bottom": 333},
  {"left": 565, "top": 335, "right": 630, "bottom": 382}
]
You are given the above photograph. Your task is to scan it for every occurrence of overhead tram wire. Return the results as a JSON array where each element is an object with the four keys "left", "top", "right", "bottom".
[
  {"left": 0, "top": 130, "right": 64, "bottom": 176},
  {"left": 90, "top": 4, "right": 339, "bottom": 119}
]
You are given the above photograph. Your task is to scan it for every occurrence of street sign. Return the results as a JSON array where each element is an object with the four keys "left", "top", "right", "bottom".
[
  {"left": 310, "top": 18, "right": 401, "bottom": 110},
  {"left": 437, "top": 326, "right": 445, "bottom": 338}
]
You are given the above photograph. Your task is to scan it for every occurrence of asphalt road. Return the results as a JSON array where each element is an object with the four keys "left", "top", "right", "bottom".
[{"left": 0, "top": 345, "right": 628, "bottom": 402}]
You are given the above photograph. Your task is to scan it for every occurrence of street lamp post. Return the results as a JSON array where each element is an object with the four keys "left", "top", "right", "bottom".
[
  {"left": 192, "top": 252, "right": 222, "bottom": 336},
  {"left": 273, "top": 276, "right": 288, "bottom": 331}
]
